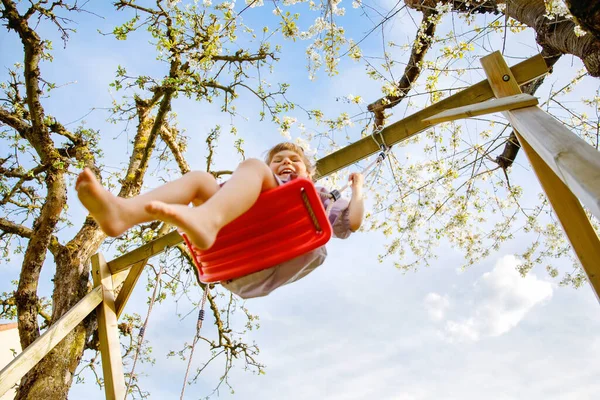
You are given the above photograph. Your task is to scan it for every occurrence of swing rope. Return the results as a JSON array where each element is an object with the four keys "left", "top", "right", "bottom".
[
  {"left": 180, "top": 286, "right": 209, "bottom": 400},
  {"left": 124, "top": 261, "right": 165, "bottom": 399},
  {"left": 326, "top": 134, "right": 391, "bottom": 215}
]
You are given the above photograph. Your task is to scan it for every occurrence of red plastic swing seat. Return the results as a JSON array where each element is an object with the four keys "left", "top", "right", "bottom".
[{"left": 181, "top": 178, "right": 332, "bottom": 283}]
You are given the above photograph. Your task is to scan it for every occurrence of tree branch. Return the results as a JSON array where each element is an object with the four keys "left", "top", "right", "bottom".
[
  {"left": 160, "top": 125, "right": 191, "bottom": 174},
  {"left": 565, "top": 0, "right": 600, "bottom": 40},
  {"left": 0, "top": 163, "right": 45, "bottom": 180},
  {"left": 405, "top": 0, "right": 600, "bottom": 76},
  {"left": 211, "top": 50, "right": 275, "bottom": 63},
  {"left": 0, "top": 107, "right": 31, "bottom": 135},
  {"left": 114, "top": 0, "right": 163, "bottom": 16},
  {"left": 2, "top": 0, "right": 70, "bottom": 353},
  {"left": 367, "top": 8, "right": 439, "bottom": 128},
  {"left": 48, "top": 119, "right": 100, "bottom": 171},
  {"left": 2, "top": 0, "right": 51, "bottom": 151},
  {"left": 0, "top": 217, "right": 63, "bottom": 256},
  {"left": 0, "top": 164, "right": 45, "bottom": 208}
]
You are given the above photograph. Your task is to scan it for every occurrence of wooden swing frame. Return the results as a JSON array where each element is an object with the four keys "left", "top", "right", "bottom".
[{"left": 2, "top": 52, "right": 599, "bottom": 400}]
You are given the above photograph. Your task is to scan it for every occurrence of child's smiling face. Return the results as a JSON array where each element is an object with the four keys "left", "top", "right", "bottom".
[{"left": 269, "top": 150, "right": 309, "bottom": 179}]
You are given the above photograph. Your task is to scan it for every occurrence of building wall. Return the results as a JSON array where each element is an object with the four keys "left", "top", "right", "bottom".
[{"left": 0, "top": 323, "right": 21, "bottom": 400}]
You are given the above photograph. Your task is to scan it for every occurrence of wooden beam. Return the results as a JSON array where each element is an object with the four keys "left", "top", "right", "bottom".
[
  {"left": 481, "top": 50, "right": 600, "bottom": 302},
  {"left": 107, "top": 230, "right": 182, "bottom": 274},
  {"left": 92, "top": 253, "right": 126, "bottom": 400},
  {"left": 314, "top": 53, "right": 549, "bottom": 179},
  {"left": 422, "top": 93, "right": 538, "bottom": 124},
  {"left": 0, "top": 287, "right": 102, "bottom": 398},
  {"left": 115, "top": 258, "right": 149, "bottom": 318}
]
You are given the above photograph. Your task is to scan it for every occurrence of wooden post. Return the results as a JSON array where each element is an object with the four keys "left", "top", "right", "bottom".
[
  {"left": 0, "top": 287, "right": 103, "bottom": 398},
  {"left": 481, "top": 51, "right": 600, "bottom": 301},
  {"left": 92, "top": 253, "right": 126, "bottom": 400}
]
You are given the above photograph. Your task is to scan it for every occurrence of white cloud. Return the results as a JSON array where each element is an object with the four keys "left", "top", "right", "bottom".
[
  {"left": 445, "top": 318, "right": 480, "bottom": 341},
  {"left": 440, "top": 255, "right": 554, "bottom": 342},
  {"left": 424, "top": 292, "right": 450, "bottom": 322}
]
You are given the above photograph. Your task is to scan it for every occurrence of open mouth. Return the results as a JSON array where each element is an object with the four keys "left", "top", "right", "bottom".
[{"left": 278, "top": 168, "right": 294, "bottom": 176}]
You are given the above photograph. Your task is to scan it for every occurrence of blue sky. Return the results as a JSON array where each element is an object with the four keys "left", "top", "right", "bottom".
[{"left": 2, "top": 1, "right": 600, "bottom": 399}]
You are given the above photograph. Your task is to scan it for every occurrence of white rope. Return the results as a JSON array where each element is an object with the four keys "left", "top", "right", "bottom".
[
  {"left": 180, "top": 286, "right": 209, "bottom": 400},
  {"left": 325, "top": 144, "right": 390, "bottom": 215},
  {"left": 124, "top": 259, "right": 165, "bottom": 399}
]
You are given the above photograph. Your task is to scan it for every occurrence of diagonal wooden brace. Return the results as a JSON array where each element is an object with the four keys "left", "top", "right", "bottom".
[{"left": 422, "top": 93, "right": 539, "bottom": 124}]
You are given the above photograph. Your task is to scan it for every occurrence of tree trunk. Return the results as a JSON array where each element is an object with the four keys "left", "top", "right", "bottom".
[
  {"left": 14, "top": 103, "right": 162, "bottom": 398},
  {"left": 404, "top": 0, "right": 600, "bottom": 76},
  {"left": 15, "top": 228, "right": 106, "bottom": 399},
  {"left": 1, "top": 1, "right": 274, "bottom": 398},
  {"left": 566, "top": 0, "right": 600, "bottom": 40}
]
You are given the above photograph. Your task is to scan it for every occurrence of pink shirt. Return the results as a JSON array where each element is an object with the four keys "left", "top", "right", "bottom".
[{"left": 221, "top": 186, "right": 352, "bottom": 298}]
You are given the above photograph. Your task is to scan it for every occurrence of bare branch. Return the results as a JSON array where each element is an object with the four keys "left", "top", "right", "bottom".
[
  {"left": 0, "top": 163, "right": 45, "bottom": 180},
  {"left": 47, "top": 118, "right": 79, "bottom": 143},
  {"left": 205, "top": 126, "right": 220, "bottom": 173},
  {"left": 114, "top": 0, "right": 163, "bottom": 16},
  {"left": 0, "top": 217, "right": 63, "bottom": 256},
  {"left": 211, "top": 50, "right": 275, "bottom": 63},
  {"left": 367, "top": 8, "right": 439, "bottom": 128},
  {"left": 0, "top": 107, "right": 31, "bottom": 135},
  {"left": 160, "top": 125, "right": 191, "bottom": 174},
  {"left": 0, "top": 164, "right": 46, "bottom": 207}
]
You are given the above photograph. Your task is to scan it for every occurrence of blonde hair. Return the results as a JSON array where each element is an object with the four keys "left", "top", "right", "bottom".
[{"left": 265, "top": 142, "right": 315, "bottom": 178}]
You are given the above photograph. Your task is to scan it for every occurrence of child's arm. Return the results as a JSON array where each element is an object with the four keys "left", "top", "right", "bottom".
[{"left": 347, "top": 173, "right": 365, "bottom": 232}]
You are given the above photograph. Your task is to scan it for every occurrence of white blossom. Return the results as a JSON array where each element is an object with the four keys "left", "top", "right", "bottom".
[
  {"left": 294, "top": 137, "right": 315, "bottom": 157},
  {"left": 574, "top": 25, "right": 587, "bottom": 37},
  {"left": 246, "top": 0, "right": 264, "bottom": 7},
  {"left": 544, "top": 0, "right": 570, "bottom": 20}
]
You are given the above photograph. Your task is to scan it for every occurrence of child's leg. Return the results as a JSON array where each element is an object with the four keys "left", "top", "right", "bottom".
[
  {"left": 76, "top": 168, "right": 220, "bottom": 236},
  {"left": 146, "top": 158, "right": 278, "bottom": 249}
]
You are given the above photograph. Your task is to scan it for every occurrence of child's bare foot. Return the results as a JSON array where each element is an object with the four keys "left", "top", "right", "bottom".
[
  {"left": 145, "top": 201, "right": 220, "bottom": 250},
  {"left": 76, "top": 168, "right": 129, "bottom": 237}
]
